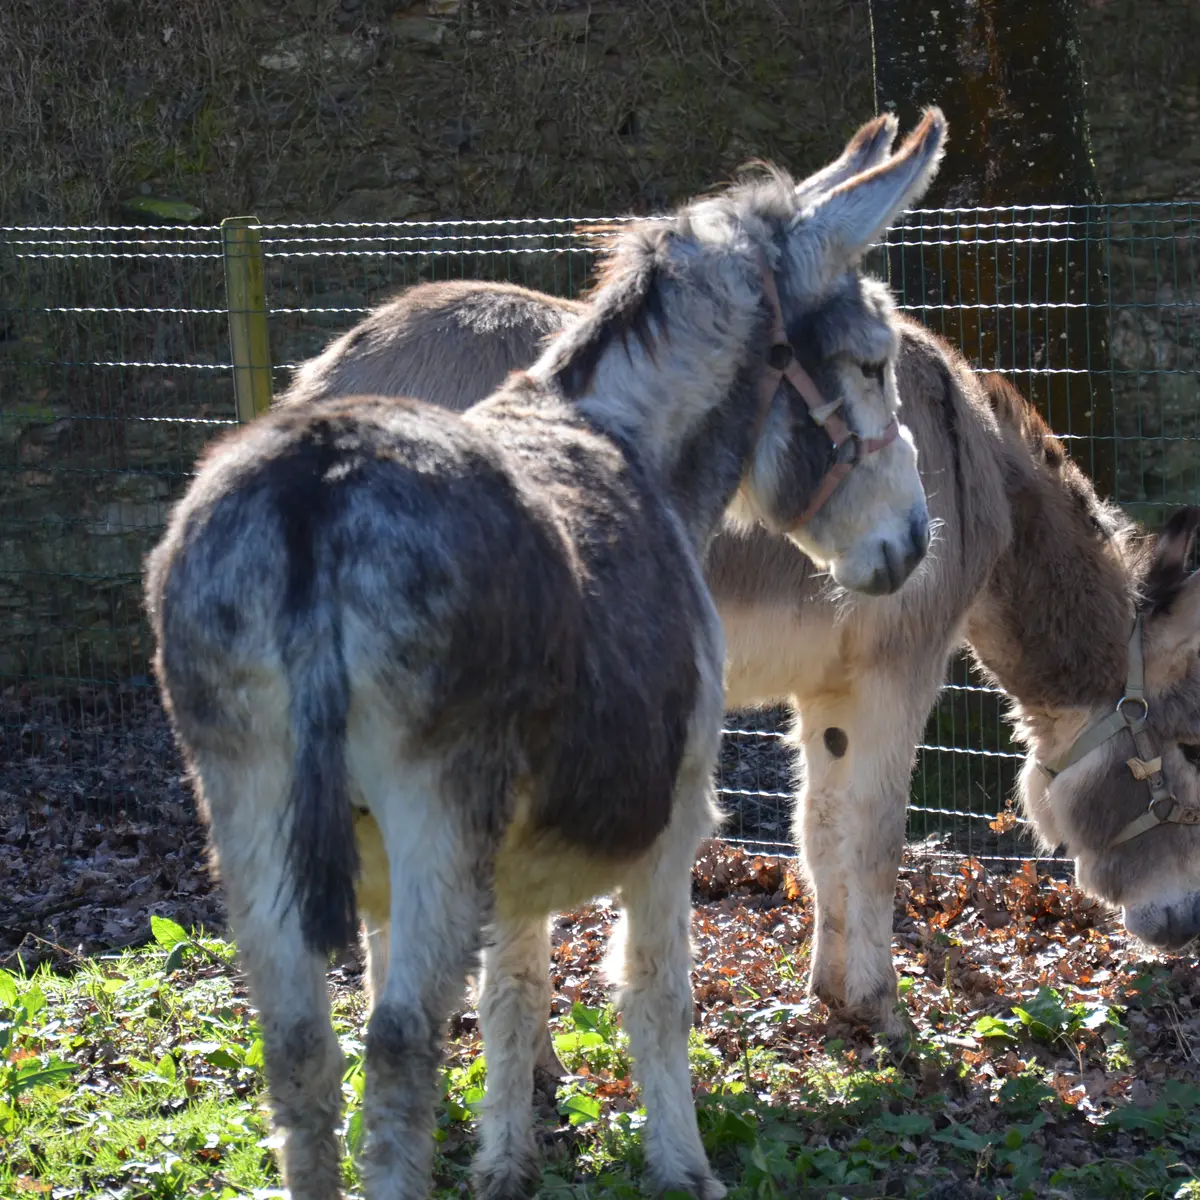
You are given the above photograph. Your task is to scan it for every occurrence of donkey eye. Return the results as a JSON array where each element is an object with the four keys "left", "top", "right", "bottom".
[
  {"left": 860, "top": 362, "right": 886, "bottom": 384},
  {"left": 1180, "top": 743, "right": 1200, "bottom": 769}
]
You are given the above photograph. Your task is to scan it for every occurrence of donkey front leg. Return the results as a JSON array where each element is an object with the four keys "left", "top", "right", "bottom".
[
  {"left": 473, "top": 915, "right": 554, "bottom": 1198},
  {"left": 794, "top": 670, "right": 941, "bottom": 1034},
  {"left": 193, "top": 750, "right": 346, "bottom": 1200},
  {"left": 613, "top": 792, "right": 725, "bottom": 1200}
]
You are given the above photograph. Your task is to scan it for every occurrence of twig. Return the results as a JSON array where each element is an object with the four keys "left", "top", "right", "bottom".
[{"left": 0, "top": 892, "right": 95, "bottom": 934}]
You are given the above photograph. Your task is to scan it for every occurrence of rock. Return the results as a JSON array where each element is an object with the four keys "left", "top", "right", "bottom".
[
  {"left": 330, "top": 188, "right": 430, "bottom": 222},
  {"left": 343, "top": 153, "right": 424, "bottom": 192},
  {"left": 441, "top": 118, "right": 473, "bottom": 152},
  {"left": 536, "top": 11, "right": 590, "bottom": 40},
  {"left": 258, "top": 33, "right": 376, "bottom": 72},
  {"left": 392, "top": 16, "right": 446, "bottom": 45},
  {"left": 118, "top": 197, "right": 203, "bottom": 223}
]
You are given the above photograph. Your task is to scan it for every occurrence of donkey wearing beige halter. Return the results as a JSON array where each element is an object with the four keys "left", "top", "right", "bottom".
[{"left": 148, "top": 112, "right": 948, "bottom": 1200}]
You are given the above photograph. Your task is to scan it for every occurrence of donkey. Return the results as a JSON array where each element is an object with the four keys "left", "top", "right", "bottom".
[
  {"left": 279, "top": 215, "right": 1200, "bottom": 1037},
  {"left": 145, "top": 111, "right": 947, "bottom": 1200}
]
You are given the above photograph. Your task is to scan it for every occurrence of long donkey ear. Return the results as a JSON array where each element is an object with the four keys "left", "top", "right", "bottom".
[
  {"left": 793, "top": 107, "right": 947, "bottom": 276},
  {"left": 1145, "top": 506, "right": 1200, "bottom": 615},
  {"left": 792, "top": 113, "right": 899, "bottom": 207}
]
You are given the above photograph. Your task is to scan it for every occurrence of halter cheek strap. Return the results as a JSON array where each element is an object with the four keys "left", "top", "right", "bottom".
[
  {"left": 755, "top": 254, "right": 901, "bottom": 526},
  {"left": 1038, "top": 615, "right": 1200, "bottom": 849}
]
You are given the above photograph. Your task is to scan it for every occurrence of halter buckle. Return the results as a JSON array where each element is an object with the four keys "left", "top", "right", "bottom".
[{"left": 1117, "top": 695, "right": 1148, "bottom": 724}]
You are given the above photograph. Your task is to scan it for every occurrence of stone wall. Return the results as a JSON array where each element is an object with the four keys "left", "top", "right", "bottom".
[{"left": 2, "top": 0, "right": 1198, "bottom": 690}]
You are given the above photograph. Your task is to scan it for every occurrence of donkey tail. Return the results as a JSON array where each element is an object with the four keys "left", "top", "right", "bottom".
[{"left": 283, "top": 607, "right": 359, "bottom": 957}]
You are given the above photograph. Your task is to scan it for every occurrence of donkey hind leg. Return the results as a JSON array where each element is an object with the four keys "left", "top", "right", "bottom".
[
  {"left": 193, "top": 748, "right": 345, "bottom": 1200},
  {"left": 794, "top": 720, "right": 849, "bottom": 1016},
  {"left": 473, "top": 915, "right": 554, "bottom": 1199},
  {"left": 529, "top": 921, "right": 568, "bottom": 1085},
  {"left": 355, "top": 761, "right": 491, "bottom": 1200},
  {"left": 612, "top": 779, "right": 725, "bottom": 1200},
  {"left": 532, "top": 1006, "right": 568, "bottom": 1086},
  {"left": 356, "top": 810, "right": 393, "bottom": 1016},
  {"left": 795, "top": 671, "right": 943, "bottom": 1034}
]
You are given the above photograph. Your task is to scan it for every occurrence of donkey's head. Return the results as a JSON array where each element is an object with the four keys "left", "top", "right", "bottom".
[
  {"left": 1019, "top": 508, "right": 1200, "bottom": 952},
  {"left": 965, "top": 378, "right": 1200, "bottom": 952},
  {"left": 727, "top": 109, "right": 947, "bottom": 594}
]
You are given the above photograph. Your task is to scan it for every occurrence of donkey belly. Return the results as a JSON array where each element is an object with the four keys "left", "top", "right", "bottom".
[
  {"left": 709, "top": 525, "right": 966, "bottom": 711},
  {"left": 720, "top": 601, "right": 836, "bottom": 707},
  {"left": 492, "top": 815, "right": 640, "bottom": 919}
]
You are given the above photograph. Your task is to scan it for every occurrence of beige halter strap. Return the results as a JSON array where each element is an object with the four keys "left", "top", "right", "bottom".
[
  {"left": 1038, "top": 616, "right": 1200, "bottom": 848},
  {"left": 754, "top": 253, "right": 900, "bottom": 526}
]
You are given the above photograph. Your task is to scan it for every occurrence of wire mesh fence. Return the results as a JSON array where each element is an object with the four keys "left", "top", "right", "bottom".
[{"left": 2, "top": 204, "right": 1198, "bottom": 867}]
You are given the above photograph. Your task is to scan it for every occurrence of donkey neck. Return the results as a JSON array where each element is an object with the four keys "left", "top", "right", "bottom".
[
  {"left": 965, "top": 472, "right": 1137, "bottom": 751},
  {"left": 535, "top": 247, "right": 771, "bottom": 549}
]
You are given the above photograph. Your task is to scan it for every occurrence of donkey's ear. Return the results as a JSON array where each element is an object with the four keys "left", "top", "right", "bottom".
[
  {"left": 1145, "top": 507, "right": 1200, "bottom": 615},
  {"left": 795, "top": 107, "right": 947, "bottom": 273},
  {"left": 792, "top": 113, "right": 899, "bottom": 207}
]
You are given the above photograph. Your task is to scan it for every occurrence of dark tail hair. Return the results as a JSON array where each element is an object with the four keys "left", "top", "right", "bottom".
[{"left": 283, "top": 606, "right": 359, "bottom": 956}]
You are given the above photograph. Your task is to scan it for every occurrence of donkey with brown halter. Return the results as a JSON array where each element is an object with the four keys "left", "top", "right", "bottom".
[
  {"left": 281, "top": 175, "right": 1200, "bottom": 1040},
  {"left": 146, "top": 112, "right": 947, "bottom": 1200}
]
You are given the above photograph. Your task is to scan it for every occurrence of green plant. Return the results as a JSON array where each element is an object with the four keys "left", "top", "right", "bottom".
[{"left": 0, "top": 968, "right": 79, "bottom": 1134}]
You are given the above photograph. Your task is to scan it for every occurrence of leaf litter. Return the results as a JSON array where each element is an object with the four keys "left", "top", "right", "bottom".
[{"left": 3, "top": 778, "right": 1200, "bottom": 1194}]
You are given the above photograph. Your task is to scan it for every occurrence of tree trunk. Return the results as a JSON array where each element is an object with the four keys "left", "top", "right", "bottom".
[{"left": 869, "top": 0, "right": 1115, "bottom": 499}]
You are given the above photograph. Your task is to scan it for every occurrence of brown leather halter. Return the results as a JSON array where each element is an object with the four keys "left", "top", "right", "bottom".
[
  {"left": 755, "top": 254, "right": 901, "bottom": 527},
  {"left": 1038, "top": 615, "right": 1200, "bottom": 848}
]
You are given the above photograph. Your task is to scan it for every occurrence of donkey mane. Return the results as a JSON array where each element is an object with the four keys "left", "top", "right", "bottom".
[
  {"left": 556, "top": 166, "right": 807, "bottom": 401},
  {"left": 551, "top": 224, "right": 669, "bottom": 400},
  {"left": 970, "top": 371, "right": 1152, "bottom": 712},
  {"left": 980, "top": 370, "right": 1145, "bottom": 572}
]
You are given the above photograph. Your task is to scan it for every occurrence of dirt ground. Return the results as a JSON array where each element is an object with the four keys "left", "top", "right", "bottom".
[
  {"left": 0, "top": 683, "right": 802, "bottom": 968},
  {"left": 6, "top": 697, "right": 1200, "bottom": 1194}
]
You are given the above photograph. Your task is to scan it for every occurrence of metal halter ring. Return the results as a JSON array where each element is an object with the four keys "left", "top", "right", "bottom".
[
  {"left": 1117, "top": 695, "right": 1149, "bottom": 724},
  {"left": 834, "top": 434, "right": 862, "bottom": 467},
  {"left": 1150, "top": 795, "right": 1179, "bottom": 823}
]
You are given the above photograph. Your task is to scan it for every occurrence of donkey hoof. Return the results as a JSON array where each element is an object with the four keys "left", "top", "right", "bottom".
[
  {"left": 533, "top": 1040, "right": 568, "bottom": 1082},
  {"left": 837, "top": 990, "right": 912, "bottom": 1038},
  {"left": 873, "top": 1000, "right": 915, "bottom": 1040},
  {"left": 808, "top": 973, "right": 846, "bottom": 1011},
  {"left": 473, "top": 1160, "right": 540, "bottom": 1200},
  {"left": 652, "top": 1171, "right": 726, "bottom": 1200}
]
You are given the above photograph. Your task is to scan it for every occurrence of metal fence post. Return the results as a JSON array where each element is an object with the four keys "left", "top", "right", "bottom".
[{"left": 221, "top": 216, "right": 273, "bottom": 422}]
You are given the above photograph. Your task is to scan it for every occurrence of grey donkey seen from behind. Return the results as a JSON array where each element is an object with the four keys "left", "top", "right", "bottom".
[{"left": 147, "top": 111, "right": 947, "bottom": 1200}]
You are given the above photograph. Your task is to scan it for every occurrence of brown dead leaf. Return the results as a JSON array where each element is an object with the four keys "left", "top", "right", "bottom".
[{"left": 782, "top": 864, "right": 804, "bottom": 902}]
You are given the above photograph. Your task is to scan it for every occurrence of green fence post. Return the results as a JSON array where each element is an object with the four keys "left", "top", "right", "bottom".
[{"left": 221, "top": 216, "right": 273, "bottom": 422}]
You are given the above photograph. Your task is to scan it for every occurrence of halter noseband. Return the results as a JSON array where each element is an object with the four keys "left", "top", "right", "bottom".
[
  {"left": 1038, "top": 615, "right": 1200, "bottom": 848},
  {"left": 756, "top": 254, "right": 901, "bottom": 526}
]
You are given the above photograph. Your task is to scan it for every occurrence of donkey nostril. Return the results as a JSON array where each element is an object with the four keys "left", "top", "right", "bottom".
[
  {"left": 884, "top": 539, "right": 904, "bottom": 592},
  {"left": 1148, "top": 897, "right": 1200, "bottom": 952},
  {"left": 910, "top": 506, "right": 931, "bottom": 556},
  {"left": 903, "top": 507, "right": 930, "bottom": 574}
]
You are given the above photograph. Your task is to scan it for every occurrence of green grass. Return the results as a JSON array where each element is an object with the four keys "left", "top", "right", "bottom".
[{"left": 4, "top": 916, "right": 1200, "bottom": 1199}]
